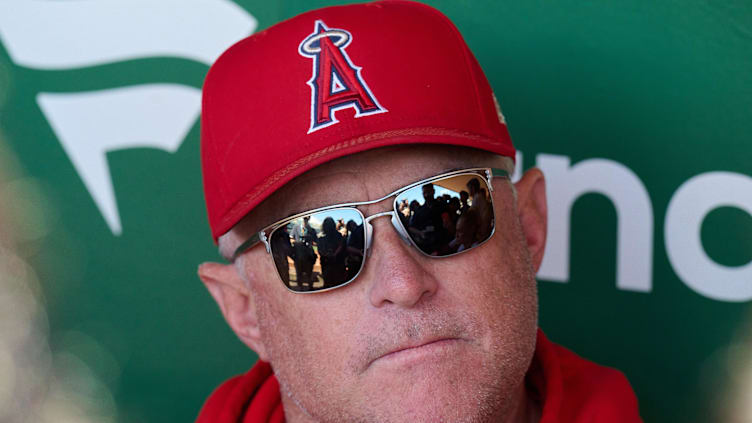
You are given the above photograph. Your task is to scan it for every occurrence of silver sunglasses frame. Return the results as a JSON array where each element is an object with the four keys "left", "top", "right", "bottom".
[{"left": 232, "top": 167, "right": 509, "bottom": 293}]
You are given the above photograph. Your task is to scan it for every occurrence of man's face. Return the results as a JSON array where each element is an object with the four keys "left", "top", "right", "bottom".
[
  {"left": 422, "top": 184, "right": 435, "bottom": 203},
  {"left": 237, "top": 146, "right": 539, "bottom": 422}
]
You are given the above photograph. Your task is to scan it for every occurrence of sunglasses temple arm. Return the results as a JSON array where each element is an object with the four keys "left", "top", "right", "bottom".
[
  {"left": 491, "top": 168, "right": 509, "bottom": 179},
  {"left": 489, "top": 168, "right": 510, "bottom": 190},
  {"left": 231, "top": 232, "right": 265, "bottom": 262}
]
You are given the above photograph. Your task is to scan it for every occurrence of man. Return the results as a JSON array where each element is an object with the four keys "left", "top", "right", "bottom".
[
  {"left": 344, "top": 219, "right": 365, "bottom": 280},
  {"left": 407, "top": 183, "right": 448, "bottom": 255},
  {"left": 290, "top": 215, "right": 318, "bottom": 289},
  {"left": 459, "top": 190, "right": 471, "bottom": 215},
  {"left": 450, "top": 208, "right": 480, "bottom": 253},
  {"left": 466, "top": 177, "right": 493, "bottom": 243},
  {"left": 196, "top": 1, "right": 642, "bottom": 422}
]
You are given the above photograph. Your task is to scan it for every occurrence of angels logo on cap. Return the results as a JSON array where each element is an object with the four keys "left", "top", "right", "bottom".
[{"left": 299, "top": 20, "right": 387, "bottom": 134}]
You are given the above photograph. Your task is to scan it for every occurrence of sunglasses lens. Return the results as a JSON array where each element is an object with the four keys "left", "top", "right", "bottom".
[
  {"left": 395, "top": 173, "right": 494, "bottom": 256},
  {"left": 269, "top": 208, "right": 365, "bottom": 292}
]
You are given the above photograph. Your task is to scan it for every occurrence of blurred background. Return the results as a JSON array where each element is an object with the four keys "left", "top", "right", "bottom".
[{"left": 0, "top": 1, "right": 750, "bottom": 422}]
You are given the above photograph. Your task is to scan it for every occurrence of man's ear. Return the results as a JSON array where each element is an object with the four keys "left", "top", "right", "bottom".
[
  {"left": 198, "top": 262, "right": 269, "bottom": 361},
  {"left": 514, "top": 168, "right": 548, "bottom": 272}
]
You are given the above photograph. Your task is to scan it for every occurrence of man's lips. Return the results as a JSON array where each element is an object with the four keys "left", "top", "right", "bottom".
[{"left": 367, "top": 337, "right": 464, "bottom": 368}]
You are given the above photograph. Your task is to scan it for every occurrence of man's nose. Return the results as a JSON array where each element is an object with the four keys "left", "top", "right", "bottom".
[{"left": 364, "top": 217, "right": 439, "bottom": 308}]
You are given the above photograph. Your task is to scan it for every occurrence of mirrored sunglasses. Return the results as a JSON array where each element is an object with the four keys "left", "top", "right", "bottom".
[{"left": 232, "top": 168, "right": 509, "bottom": 293}]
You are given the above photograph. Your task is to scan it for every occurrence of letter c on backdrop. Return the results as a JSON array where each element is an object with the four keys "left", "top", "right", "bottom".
[{"left": 665, "top": 172, "right": 752, "bottom": 302}]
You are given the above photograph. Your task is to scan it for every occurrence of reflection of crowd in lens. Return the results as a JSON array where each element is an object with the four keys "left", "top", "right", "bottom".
[
  {"left": 399, "top": 177, "right": 493, "bottom": 256},
  {"left": 271, "top": 214, "right": 365, "bottom": 291},
  {"left": 270, "top": 176, "right": 492, "bottom": 291}
]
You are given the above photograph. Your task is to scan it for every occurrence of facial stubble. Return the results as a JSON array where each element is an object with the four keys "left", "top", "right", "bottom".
[{"left": 252, "top": 261, "right": 538, "bottom": 423}]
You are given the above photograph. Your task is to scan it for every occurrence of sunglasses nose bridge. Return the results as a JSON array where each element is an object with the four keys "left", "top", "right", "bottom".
[{"left": 364, "top": 210, "right": 410, "bottom": 257}]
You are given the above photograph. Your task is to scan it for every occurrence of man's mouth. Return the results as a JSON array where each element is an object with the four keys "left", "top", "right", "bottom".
[{"left": 368, "top": 337, "right": 465, "bottom": 368}]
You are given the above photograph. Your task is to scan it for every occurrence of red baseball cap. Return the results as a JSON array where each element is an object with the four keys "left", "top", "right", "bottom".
[{"left": 201, "top": 0, "right": 515, "bottom": 241}]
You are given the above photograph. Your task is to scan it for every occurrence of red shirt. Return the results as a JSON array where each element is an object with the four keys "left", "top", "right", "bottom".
[{"left": 196, "top": 330, "right": 642, "bottom": 422}]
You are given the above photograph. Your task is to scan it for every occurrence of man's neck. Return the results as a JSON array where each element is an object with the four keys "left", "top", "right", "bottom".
[
  {"left": 503, "top": 380, "right": 542, "bottom": 423},
  {"left": 280, "top": 382, "right": 542, "bottom": 423}
]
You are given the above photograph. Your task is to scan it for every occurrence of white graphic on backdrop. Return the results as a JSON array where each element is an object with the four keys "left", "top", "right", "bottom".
[
  {"left": 0, "top": 0, "right": 253, "bottom": 70},
  {"left": 537, "top": 154, "right": 654, "bottom": 293},
  {"left": 0, "top": 0, "right": 256, "bottom": 235},
  {"left": 665, "top": 172, "right": 752, "bottom": 302},
  {"left": 38, "top": 86, "right": 201, "bottom": 235},
  {"left": 516, "top": 151, "right": 750, "bottom": 303}
]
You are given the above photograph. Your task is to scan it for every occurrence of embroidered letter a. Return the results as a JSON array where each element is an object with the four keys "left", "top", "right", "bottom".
[{"left": 299, "top": 20, "right": 387, "bottom": 133}]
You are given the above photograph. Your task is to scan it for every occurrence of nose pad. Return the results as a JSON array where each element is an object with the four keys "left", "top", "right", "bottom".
[
  {"left": 365, "top": 221, "right": 374, "bottom": 257},
  {"left": 390, "top": 213, "right": 412, "bottom": 245}
]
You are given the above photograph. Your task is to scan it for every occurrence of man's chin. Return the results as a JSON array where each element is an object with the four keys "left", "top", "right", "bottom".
[
  {"left": 355, "top": 380, "right": 504, "bottom": 423},
  {"left": 351, "top": 348, "right": 505, "bottom": 422}
]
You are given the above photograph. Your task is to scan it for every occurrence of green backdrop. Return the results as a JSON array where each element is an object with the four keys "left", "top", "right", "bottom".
[{"left": 1, "top": 1, "right": 750, "bottom": 422}]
